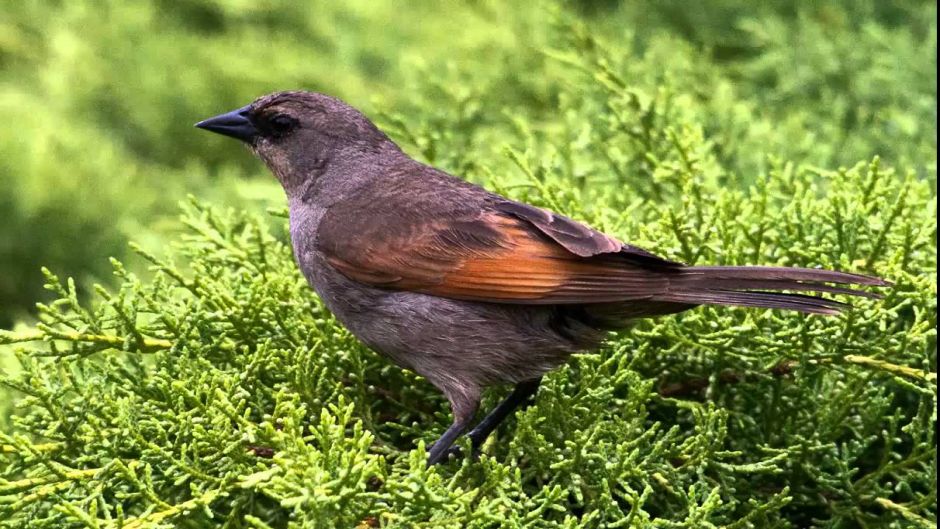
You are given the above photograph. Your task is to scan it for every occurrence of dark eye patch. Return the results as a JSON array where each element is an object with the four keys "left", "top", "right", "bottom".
[{"left": 262, "top": 113, "right": 299, "bottom": 138}]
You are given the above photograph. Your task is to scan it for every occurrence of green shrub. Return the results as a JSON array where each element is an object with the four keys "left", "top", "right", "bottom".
[
  {"left": 1, "top": 1, "right": 936, "bottom": 527},
  {"left": 1, "top": 158, "right": 935, "bottom": 527}
]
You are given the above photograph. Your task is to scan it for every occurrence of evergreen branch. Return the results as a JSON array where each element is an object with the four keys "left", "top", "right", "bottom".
[
  {"left": 874, "top": 498, "right": 936, "bottom": 528},
  {"left": 0, "top": 329, "right": 171, "bottom": 352},
  {"left": 105, "top": 487, "right": 224, "bottom": 529},
  {"left": 843, "top": 355, "right": 937, "bottom": 384},
  {"left": 9, "top": 480, "right": 75, "bottom": 512},
  {"left": 0, "top": 442, "right": 63, "bottom": 455},
  {"left": 0, "top": 468, "right": 100, "bottom": 495}
]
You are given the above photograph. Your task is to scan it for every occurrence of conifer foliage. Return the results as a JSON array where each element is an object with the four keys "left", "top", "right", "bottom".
[
  {"left": 0, "top": 1, "right": 936, "bottom": 527},
  {"left": 1, "top": 156, "right": 935, "bottom": 527}
]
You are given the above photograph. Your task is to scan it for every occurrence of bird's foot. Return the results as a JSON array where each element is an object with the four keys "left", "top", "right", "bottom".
[{"left": 426, "top": 441, "right": 480, "bottom": 466}]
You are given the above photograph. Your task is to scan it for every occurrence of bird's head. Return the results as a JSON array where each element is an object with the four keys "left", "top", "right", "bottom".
[{"left": 196, "top": 91, "right": 396, "bottom": 190}]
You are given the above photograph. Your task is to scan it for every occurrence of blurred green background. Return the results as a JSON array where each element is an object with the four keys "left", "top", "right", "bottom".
[{"left": 0, "top": 0, "right": 935, "bottom": 330}]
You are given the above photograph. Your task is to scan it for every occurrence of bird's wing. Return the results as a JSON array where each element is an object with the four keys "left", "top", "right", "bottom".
[
  {"left": 493, "top": 201, "right": 682, "bottom": 265},
  {"left": 317, "top": 196, "right": 683, "bottom": 304}
]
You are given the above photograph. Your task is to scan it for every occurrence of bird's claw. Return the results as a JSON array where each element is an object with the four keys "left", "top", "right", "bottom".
[{"left": 427, "top": 442, "right": 480, "bottom": 466}]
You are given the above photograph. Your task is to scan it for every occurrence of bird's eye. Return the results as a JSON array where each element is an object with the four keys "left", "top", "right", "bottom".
[{"left": 267, "top": 113, "right": 298, "bottom": 137}]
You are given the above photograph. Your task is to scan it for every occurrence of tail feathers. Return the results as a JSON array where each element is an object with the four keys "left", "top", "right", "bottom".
[
  {"left": 680, "top": 266, "right": 887, "bottom": 286},
  {"left": 659, "top": 266, "right": 889, "bottom": 315}
]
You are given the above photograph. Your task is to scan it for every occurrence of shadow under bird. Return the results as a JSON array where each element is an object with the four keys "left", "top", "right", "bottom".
[{"left": 196, "top": 91, "right": 888, "bottom": 465}]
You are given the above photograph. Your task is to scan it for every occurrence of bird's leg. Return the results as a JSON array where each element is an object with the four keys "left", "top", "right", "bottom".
[
  {"left": 465, "top": 377, "right": 542, "bottom": 452},
  {"left": 426, "top": 394, "right": 478, "bottom": 466},
  {"left": 427, "top": 378, "right": 541, "bottom": 464}
]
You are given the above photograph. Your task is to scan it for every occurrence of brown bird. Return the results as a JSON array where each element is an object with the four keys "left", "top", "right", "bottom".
[{"left": 196, "top": 91, "right": 888, "bottom": 465}]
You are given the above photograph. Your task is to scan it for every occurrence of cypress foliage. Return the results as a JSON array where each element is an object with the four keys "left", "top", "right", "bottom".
[
  {"left": 1, "top": 155, "right": 934, "bottom": 526},
  {"left": 0, "top": 1, "right": 936, "bottom": 527}
]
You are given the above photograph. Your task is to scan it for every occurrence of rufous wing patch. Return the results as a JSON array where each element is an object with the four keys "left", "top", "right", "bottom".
[{"left": 324, "top": 210, "right": 672, "bottom": 304}]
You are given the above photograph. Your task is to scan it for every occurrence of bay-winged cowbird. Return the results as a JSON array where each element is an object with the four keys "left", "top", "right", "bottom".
[{"left": 196, "top": 91, "right": 888, "bottom": 465}]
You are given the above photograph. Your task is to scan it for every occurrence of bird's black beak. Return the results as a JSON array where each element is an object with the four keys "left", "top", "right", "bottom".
[{"left": 195, "top": 105, "right": 257, "bottom": 143}]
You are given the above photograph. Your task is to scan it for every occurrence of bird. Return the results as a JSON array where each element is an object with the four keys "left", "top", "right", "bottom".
[{"left": 195, "top": 91, "right": 888, "bottom": 465}]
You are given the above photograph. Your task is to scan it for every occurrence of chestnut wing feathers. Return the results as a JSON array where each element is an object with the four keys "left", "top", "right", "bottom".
[{"left": 319, "top": 198, "right": 677, "bottom": 304}]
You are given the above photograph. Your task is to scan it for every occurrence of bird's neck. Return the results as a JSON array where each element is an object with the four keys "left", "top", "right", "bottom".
[{"left": 281, "top": 143, "right": 405, "bottom": 208}]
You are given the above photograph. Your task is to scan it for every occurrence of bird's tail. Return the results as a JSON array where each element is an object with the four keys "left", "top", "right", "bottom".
[{"left": 655, "top": 266, "right": 889, "bottom": 315}]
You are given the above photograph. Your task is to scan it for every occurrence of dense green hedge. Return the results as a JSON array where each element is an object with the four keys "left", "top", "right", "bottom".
[
  {"left": 1, "top": 164, "right": 934, "bottom": 527},
  {"left": 1, "top": 1, "right": 936, "bottom": 527}
]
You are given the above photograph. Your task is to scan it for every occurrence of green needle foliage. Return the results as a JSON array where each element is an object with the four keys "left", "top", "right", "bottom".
[
  {"left": 0, "top": 1, "right": 936, "bottom": 527},
  {"left": 1, "top": 157, "right": 936, "bottom": 527}
]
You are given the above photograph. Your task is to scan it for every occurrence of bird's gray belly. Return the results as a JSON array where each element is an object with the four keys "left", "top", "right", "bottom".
[{"left": 297, "top": 249, "right": 603, "bottom": 388}]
